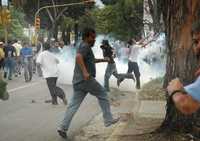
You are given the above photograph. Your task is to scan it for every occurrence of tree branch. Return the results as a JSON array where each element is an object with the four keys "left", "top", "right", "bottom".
[
  {"left": 55, "top": 7, "right": 68, "bottom": 21},
  {"left": 51, "top": 0, "right": 57, "bottom": 18},
  {"left": 46, "top": 8, "right": 54, "bottom": 23}
]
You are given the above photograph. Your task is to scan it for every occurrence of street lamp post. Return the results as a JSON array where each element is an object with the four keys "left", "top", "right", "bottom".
[{"left": 34, "top": 0, "right": 95, "bottom": 43}]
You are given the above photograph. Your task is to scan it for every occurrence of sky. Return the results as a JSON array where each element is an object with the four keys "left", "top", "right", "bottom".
[{"left": 95, "top": 0, "right": 105, "bottom": 9}]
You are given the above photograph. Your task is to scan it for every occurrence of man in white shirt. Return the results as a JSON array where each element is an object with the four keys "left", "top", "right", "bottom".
[
  {"left": 12, "top": 40, "right": 22, "bottom": 77},
  {"left": 36, "top": 42, "right": 67, "bottom": 105},
  {"left": 118, "top": 39, "right": 145, "bottom": 89}
]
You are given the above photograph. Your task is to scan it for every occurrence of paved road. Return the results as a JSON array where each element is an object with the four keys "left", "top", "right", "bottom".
[{"left": 0, "top": 76, "right": 102, "bottom": 141}]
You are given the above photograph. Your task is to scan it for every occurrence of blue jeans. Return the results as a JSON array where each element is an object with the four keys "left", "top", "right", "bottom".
[
  {"left": 23, "top": 57, "right": 33, "bottom": 82},
  {"left": 4, "top": 58, "right": 15, "bottom": 79},
  {"left": 104, "top": 63, "right": 134, "bottom": 91},
  {"left": 60, "top": 77, "right": 113, "bottom": 131}
]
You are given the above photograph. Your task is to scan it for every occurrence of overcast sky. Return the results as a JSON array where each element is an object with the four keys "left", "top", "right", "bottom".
[{"left": 95, "top": 0, "right": 105, "bottom": 9}]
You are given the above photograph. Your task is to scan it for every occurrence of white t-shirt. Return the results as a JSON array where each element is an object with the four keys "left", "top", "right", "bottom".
[
  {"left": 12, "top": 43, "right": 22, "bottom": 57},
  {"left": 36, "top": 50, "right": 59, "bottom": 78},
  {"left": 128, "top": 44, "right": 141, "bottom": 62}
]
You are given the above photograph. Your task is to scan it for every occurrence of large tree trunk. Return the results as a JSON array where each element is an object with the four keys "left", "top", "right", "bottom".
[{"left": 160, "top": 0, "right": 200, "bottom": 133}]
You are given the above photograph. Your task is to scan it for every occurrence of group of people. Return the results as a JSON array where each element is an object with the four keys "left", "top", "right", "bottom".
[
  {"left": 0, "top": 39, "right": 68, "bottom": 106},
  {"left": 0, "top": 40, "right": 33, "bottom": 81},
  {"left": 54, "top": 28, "right": 152, "bottom": 139},
  {"left": 56, "top": 23, "right": 200, "bottom": 139},
  {"left": 101, "top": 33, "right": 155, "bottom": 91},
  {"left": 0, "top": 39, "right": 66, "bottom": 82},
  {"left": 2, "top": 23, "right": 200, "bottom": 140}
]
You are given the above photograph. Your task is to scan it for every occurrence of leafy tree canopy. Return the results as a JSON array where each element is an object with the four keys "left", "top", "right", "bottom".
[
  {"left": 0, "top": 7, "right": 28, "bottom": 42},
  {"left": 92, "top": 0, "right": 143, "bottom": 41}
]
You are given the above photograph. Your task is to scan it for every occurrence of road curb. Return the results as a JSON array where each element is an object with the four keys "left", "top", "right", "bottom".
[{"left": 106, "top": 91, "right": 141, "bottom": 141}]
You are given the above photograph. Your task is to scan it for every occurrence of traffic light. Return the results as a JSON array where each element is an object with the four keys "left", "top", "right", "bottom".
[
  {"left": 4, "top": 9, "right": 11, "bottom": 24},
  {"left": 35, "top": 16, "right": 40, "bottom": 30},
  {"left": 0, "top": 9, "right": 11, "bottom": 25}
]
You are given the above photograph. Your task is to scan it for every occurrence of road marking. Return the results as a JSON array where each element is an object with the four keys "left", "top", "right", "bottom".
[{"left": 8, "top": 82, "right": 42, "bottom": 93}]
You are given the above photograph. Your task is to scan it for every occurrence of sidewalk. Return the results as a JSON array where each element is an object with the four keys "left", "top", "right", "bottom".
[
  {"left": 106, "top": 99, "right": 166, "bottom": 141},
  {"left": 73, "top": 87, "right": 166, "bottom": 141},
  {"left": 73, "top": 88, "right": 138, "bottom": 141}
]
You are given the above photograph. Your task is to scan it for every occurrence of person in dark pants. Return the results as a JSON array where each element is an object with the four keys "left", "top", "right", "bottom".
[
  {"left": 118, "top": 39, "right": 145, "bottom": 89},
  {"left": 36, "top": 42, "right": 67, "bottom": 105},
  {"left": 57, "top": 28, "right": 119, "bottom": 139},
  {"left": 3, "top": 41, "right": 16, "bottom": 80},
  {"left": 101, "top": 40, "right": 135, "bottom": 92}
]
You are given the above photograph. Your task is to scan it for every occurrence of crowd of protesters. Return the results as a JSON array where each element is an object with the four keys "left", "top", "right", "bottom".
[{"left": 0, "top": 39, "right": 65, "bottom": 82}]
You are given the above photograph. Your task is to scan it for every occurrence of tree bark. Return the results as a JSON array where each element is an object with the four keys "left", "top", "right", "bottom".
[{"left": 160, "top": 0, "right": 200, "bottom": 132}]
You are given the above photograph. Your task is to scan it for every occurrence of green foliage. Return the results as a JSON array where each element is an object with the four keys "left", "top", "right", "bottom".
[
  {"left": 61, "top": 17, "right": 75, "bottom": 31},
  {"left": 0, "top": 79, "right": 7, "bottom": 99},
  {"left": 78, "top": 12, "right": 96, "bottom": 32},
  {"left": 0, "top": 7, "right": 28, "bottom": 41},
  {"left": 92, "top": 0, "right": 143, "bottom": 41}
]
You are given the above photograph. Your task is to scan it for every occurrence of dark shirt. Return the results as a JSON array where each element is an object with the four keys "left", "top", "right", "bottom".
[
  {"left": 3, "top": 45, "right": 16, "bottom": 58},
  {"left": 72, "top": 41, "right": 96, "bottom": 84},
  {"left": 101, "top": 45, "right": 115, "bottom": 64}
]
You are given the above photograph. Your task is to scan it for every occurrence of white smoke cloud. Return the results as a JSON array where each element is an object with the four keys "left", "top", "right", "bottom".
[{"left": 56, "top": 34, "right": 166, "bottom": 92}]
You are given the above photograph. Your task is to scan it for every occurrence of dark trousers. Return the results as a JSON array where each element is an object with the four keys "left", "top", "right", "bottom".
[
  {"left": 127, "top": 61, "right": 140, "bottom": 89},
  {"left": 46, "top": 77, "right": 65, "bottom": 104}
]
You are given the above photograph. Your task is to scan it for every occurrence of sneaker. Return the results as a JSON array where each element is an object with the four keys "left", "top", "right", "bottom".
[
  {"left": 117, "top": 79, "right": 122, "bottom": 87},
  {"left": 44, "top": 99, "right": 52, "bottom": 103},
  {"left": 104, "top": 118, "right": 120, "bottom": 127},
  {"left": 57, "top": 129, "right": 67, "bottom": 139},
  {"left": 52, "top": 101, "right": 58, "bottom": 105}
]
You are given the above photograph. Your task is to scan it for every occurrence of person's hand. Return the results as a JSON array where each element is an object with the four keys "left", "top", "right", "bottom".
[
  {"left": 104, "top": 57, "right": 110, "bottom": 62},
  {"left": 195, "top": 68, "right": 200, "bottom": 77},
  {"left": 167, "top": 78, "right": 183, "bottom": 96},
  {"left": 83, "top": 71, "right": 90, "bottom": 80}
]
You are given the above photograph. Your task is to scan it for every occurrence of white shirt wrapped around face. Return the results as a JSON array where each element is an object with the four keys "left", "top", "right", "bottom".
[{"left": 36, "top": 50, "right": 59, "bottom": 78}]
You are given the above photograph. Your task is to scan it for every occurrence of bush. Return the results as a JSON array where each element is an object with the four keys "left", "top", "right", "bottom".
[{"left": 0, "top": 80, "right": 9, "bottom": 100}]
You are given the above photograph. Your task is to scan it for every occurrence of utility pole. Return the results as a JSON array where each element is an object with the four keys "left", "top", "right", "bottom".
[{"left": 33, "top": 0, "right": 95, "bottom": 44}]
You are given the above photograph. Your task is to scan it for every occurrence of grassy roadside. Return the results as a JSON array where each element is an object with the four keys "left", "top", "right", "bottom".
[{"left": 139, "top": 77, "right": 165, "bottom": 101}]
